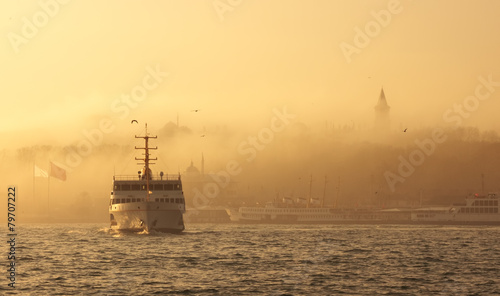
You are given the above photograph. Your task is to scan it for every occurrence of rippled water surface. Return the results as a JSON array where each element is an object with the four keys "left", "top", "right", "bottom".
[{"left": 2, "top": 223, "right": 500, "bottom": 295}]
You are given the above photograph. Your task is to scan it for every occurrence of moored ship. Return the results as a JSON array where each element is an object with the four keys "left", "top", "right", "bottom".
[
  {"left": 226, "top": 205, "right": 383, "bottom": 223},
  {"left": 226, "top": 198, "right": 412, "bottom": 224},
  {"left": 109, "top": 124, "right": 185, "bottom": 233},
  {"left": 411, "top": 193, "right": 500, "bottom": 224}
]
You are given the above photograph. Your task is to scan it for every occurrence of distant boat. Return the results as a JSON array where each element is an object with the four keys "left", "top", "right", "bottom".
[
  {"left": 411, "top": 193, "right": 500, "bottom": 224},
  {"left": 225, "top": 199, "right": 410, "bottom": 224},
  {"left": 109, "top": 124, "right": 185, "bottom": 233}
]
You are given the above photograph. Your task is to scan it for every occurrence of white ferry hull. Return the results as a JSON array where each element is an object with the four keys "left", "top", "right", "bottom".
[
  {"left": 411, "top": 213, "right": 500, "bottom": 224},
  {"left": 111, "top": 209, "right": 184, "bottom": 233},
  {"left": 110, "top": 201, "right": 185, "bottom": 233}
]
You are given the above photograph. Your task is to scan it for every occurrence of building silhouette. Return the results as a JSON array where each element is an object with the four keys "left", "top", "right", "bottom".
[{"left": 374, "top": 88, "right": 390, "bottom": 131}]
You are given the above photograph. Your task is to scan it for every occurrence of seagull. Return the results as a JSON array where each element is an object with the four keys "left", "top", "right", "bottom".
[
  {"left": 200, "top": 135, "right": 205, "bottom": 137},
  {"left": 403, "top": 128, "right": 407, "bottom": 132},
  {"left": 191, "top": 109, "right": 201, "bottom": 112},
  {"left": 131, "top": 120, "right": 138, "bottom": 124}
]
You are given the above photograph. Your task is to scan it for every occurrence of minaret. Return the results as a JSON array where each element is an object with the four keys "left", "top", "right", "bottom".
[
  {"left": 201, "top": 153, "right": 205, "bottom": 176},
  {"left": 374, "top": 88, "right": 390, "bottom": 131}
]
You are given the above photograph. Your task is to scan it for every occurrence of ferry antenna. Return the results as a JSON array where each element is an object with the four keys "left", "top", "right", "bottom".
[{"left": 134, "top": 123, "right": 158, "bottom": 201}]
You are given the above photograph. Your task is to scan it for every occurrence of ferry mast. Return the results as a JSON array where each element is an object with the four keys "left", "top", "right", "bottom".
[{"left": 135, "top": 123, "right": 157, "bottom": 201}]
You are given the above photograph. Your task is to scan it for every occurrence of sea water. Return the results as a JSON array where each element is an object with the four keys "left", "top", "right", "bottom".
[{"left": 2, "top": 223, "right": 499, "bottom": 295}]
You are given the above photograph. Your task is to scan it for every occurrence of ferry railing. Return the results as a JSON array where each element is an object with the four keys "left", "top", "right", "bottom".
[{"left": 113, "top": 174, "right": 181, "bottom": 181}]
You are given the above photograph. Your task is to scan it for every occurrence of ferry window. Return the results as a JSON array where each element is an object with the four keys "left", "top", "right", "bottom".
[
  {"left": 176, "top": 184, "right": 182, "bottom": 190},
  {"left": 155, "top": 198, "right": 159, "bottom": 202},
  {"left": 176, "top": 198, "right": 180, "bottom": 203},
  {"left": 114, "top": 185, "right": 120, "bottom": 190},
  {"left": 121, "top": 184, "right": 131, "bottom": 191},
  {"left": 126, "top": 198, "right": 131, "bottom": 203},
  {"left": 489, "top": 200, "right": 494, "bottom": 206},
  {"left": 141, "top": 185, "right": 147, "bottom": 191},
  {"left": 154, "top": 184, "right": 163, "bottom": 191},
  {"left": 131, "top": 184, "right": 140, "bottom": 191},
  {"left": 132, "top": 198, "right": 136, "bottom": 202},
  {"left": 165, "top": 184, "right": 174, "bottom": 190},
  {"left": 160, "top": 198, "right": 165, "bottom": 202},
  {"left": 495, "top": 201, "right": 499, "bottom": 206},
  {"left": 494, "top": 208, "right": 498, "bottom": 213},
  {"left": 170, "top": 198, "right": 175, "bottom": 203},
  {"left": 116, "top": 199, "right": 121, "bottom": 204}
]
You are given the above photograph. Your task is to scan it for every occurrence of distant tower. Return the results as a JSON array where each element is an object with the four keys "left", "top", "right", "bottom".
[
  {"left": 374, "top": 88, "right": 390, "bottom": 131},
  {"left": 201, "top": 153, "right": 205, "bottom": 176}
]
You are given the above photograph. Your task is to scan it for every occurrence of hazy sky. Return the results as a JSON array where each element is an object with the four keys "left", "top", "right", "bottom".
[{"left": 2, "top": 0, "right": 500, "bottom": 148}]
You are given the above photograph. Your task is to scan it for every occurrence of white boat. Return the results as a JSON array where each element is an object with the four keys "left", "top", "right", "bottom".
[
  {"left": 411, "top": 193, "right": 500, "bottom": 224},
  {"left": 226, "top": 201, "right": 388, "bottom": 224},
  {"left": 109, "top": 124, "right": 185, "bottom": 233}
]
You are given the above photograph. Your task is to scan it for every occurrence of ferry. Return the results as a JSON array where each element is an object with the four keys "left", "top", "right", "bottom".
[
  {"left": 225, "top": 198, "right": 411, "bottom": 224},
  {"left": 411, "top": 193, "right": 500, "bottom": 224},
  {"left": 109, "top": 124, "right": 185, "bottom": 233},
  {"left": 226, "top": 205, "right": 382, "bottom": 223}
]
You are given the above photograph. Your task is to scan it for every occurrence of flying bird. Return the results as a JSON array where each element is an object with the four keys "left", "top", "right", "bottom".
[
  {"left": 403, "top": 128, "right": 407, "bottom": 132},
  {"left": 200, "top": 135, "right": 206, "bottom": 137},
  {"left": 191, "top": 109, "right": 201, "bottom": 112},
  {"left": 131, "top": 120, "right": 138, "bottom": 124}
]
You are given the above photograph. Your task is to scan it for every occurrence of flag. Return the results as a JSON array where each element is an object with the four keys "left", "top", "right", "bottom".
[
  {"left": 50, "top": 162, "right": 66, "bottom": 181},
  {"left": 34, "top": 165, "right": 48, "bottom": 178}
]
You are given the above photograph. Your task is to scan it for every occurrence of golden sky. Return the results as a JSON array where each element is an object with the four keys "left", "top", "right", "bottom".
[
  {"left": 2, "top": 0, "right": 500, "bottom": 221},
  {"left": 1, "top": 0, "right": 500, "bottom": 147}
]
